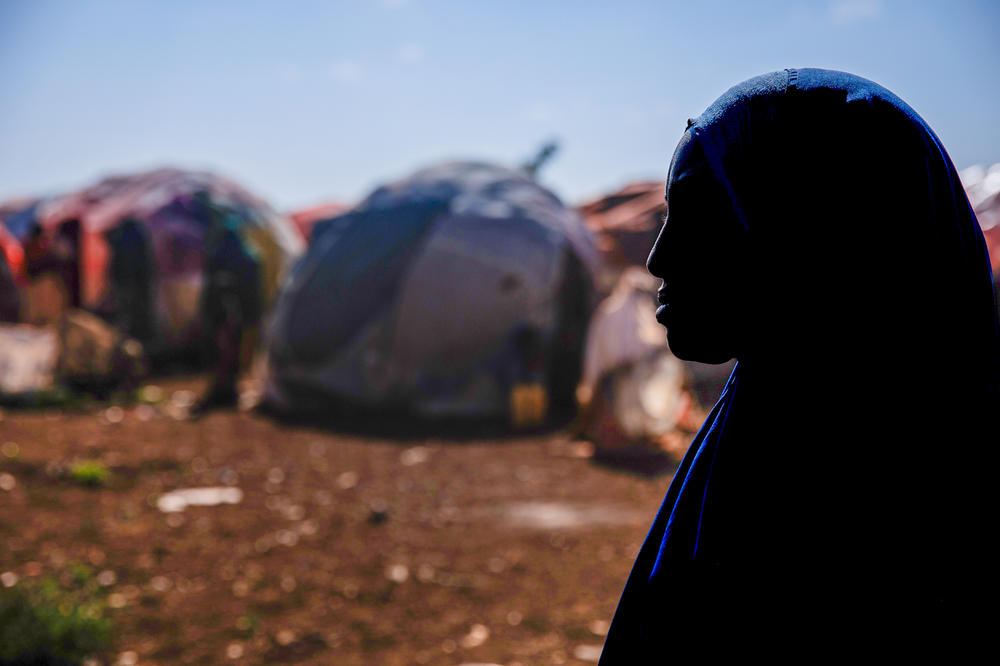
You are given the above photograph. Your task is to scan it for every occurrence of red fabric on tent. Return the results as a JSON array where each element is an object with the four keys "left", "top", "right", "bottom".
[{"left": 288, "top": 202, "right": 348, "bottom": 243}]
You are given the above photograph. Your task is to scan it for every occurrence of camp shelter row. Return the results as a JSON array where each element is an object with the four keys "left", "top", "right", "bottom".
[
  {"left": 5, "top": 160, "right": 997, "bottom": 439},
  {"left": 0, "top": 168, "right": 302, "bottom": 361}
]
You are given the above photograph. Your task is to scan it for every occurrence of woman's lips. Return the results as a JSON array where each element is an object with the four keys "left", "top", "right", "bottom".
[{"left": 656, "top": 285, "right": 683, "bottom": 324}]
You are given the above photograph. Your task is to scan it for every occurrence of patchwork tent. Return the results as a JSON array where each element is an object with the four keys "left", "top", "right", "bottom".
[
  {"left": 265, "top": 161, "right": 600, "bottom": 420},
  {"left": 8, "top": 168, "right": 302, "bottom": 356},
  {"left": 0, "top": 199, "right": 39, "bottom": 317},
  {"left": 576, "top": 267, "right": 689, "bottom": 456},
  {"left": 960, "top": 163, "right": 1000, "bottom": 271},
  {"left": 960, "top": 163, "right": 1000, "bottom": 316}
]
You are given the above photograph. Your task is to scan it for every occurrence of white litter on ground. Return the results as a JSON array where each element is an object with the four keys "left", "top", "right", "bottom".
[
  {"left": 156, "top": 487, "right": 244, "bottom": 513},
  {"left": 574, "top": 644, "right": 604, "bottom": 662},
  {"left": 500, "top": 501, "right": 642, "bottom": 530}
]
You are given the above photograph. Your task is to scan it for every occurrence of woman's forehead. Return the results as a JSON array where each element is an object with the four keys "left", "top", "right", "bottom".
[{"left": 667, "top": 131, "right": 711, "bottom": 188}]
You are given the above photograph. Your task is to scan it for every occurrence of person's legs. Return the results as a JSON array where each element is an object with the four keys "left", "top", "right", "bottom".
[{"left": 193, "top": 292, "right": 242, "bottom": 414}]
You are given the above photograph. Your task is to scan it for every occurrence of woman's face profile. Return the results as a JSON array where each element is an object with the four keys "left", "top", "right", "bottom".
[{"left": 647, "top": 131, "right": 747, "bottom": 364}]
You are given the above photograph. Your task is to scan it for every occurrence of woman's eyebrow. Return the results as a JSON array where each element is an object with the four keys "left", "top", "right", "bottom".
[{"left": 671, "top": 160, "right": 711, "bottom": 185}]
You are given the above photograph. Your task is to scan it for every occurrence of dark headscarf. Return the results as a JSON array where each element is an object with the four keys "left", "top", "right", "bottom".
[{"left": 600, "top": 69, "right": 998, "bottom": 660}]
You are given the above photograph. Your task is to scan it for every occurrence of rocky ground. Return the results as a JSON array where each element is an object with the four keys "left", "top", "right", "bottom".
[{"left": 0, "top": 376, "right": 691, "bottom": 666}]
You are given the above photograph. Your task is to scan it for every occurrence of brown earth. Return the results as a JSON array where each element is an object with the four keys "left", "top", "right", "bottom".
[{"left": 0, "top": 376, "right": 690, "bottom": 666}]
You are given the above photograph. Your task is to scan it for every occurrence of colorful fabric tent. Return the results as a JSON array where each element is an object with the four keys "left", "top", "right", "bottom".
[
  {"left": 19, "top": 168, "right": 302, "bottom": 354},
  {"left": 265, "top": 161, "right": 600, "bottom": 419},
  {"left": 960, "top": 163, "right": 1000, "bottom": 272},
  {"left": 0, "top": 198, "right": 39, "bottom": 287}
]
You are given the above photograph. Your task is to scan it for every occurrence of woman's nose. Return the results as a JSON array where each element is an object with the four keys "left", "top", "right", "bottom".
[{"left": 646, "top": 223, "right": 669, "bottom": 277}]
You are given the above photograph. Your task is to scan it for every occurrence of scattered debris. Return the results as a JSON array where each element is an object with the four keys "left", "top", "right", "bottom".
[
  {"left": 385, "top": 564, "right": 409, "bottom": 583},
  {"left": 156, "top": 487, "right": 244, "bottom": 513},
  {"left": 459, "top": 623, "right": 490, "bottom": 649},
  {"left": 574, "top": 644, "right": 604, "bottom": 662},
  {"left": 400, "top": 446, "right": 430, "bottom": 466},
  {"left": 500, "top": 501, "right": 642, "bottom": 530},
  {"left": 547, "top": 439, "right": 595, "bottom": 459},
  {"left": 1, "top": 375, "right": 666, "bottom": 664},
  {"left": 0, "top": 325, "right": 58, "bottom": 395},
  {"left": 368, "top": 499, "right": 390, "bottom": 525},
  {"left": 588, "top": 619, "right": 610, "bottom": 636},
  {"left": 337, "top": 470, "right": 359, "bottom": 489}
]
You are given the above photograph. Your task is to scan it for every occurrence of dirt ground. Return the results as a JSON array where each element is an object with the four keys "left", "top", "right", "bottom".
[{"left": 0, "top": 376, "right": 690, "bottom": 666}]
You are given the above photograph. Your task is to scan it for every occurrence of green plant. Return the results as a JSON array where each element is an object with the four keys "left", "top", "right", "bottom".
[
  {"left": 68, "top": 461, "right": 108, "bottom": 488},
  {"left": 137, "top": 384, "right": 164, "bottom": 405},
  {"left": 0, "top": 575, "right": 112, "bottom": 665},
  {"left": 235, "top": 612, "right": 260, "bottom": 638}
]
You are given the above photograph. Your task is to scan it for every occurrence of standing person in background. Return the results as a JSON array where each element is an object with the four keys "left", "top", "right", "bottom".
[
  {"left": 105, "top": 218, "right": 156, "bottom": 346},
  {"left": 22, "top": 220, "right": 81, "bottom": 326},
  {"left": 0, "top": 248, "right": 20, "bottom": 322},
  {"left": 599, "top": 69, "right": 998, "bottom": 661},
  {"left": 191, "top": 191, "right": 263, "bottom": 415}
]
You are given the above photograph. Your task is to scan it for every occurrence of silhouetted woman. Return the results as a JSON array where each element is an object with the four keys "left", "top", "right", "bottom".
[{"left": 599, "top": 69, "right": 998, "bottom": 660}]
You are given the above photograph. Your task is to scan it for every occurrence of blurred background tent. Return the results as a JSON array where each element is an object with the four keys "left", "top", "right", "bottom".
[
  {"left": 577, "top": 181, "right": 666, "bottom": 291},
  {"left": 961, "top": 164, "right": 1000, "bottom": 268},
  {"left": 575, "top": 180, "right": 736, "bottom": 411},
  {"left": 960, "top": 163, "right": 1000, "bottom": 318},
  {"left": 0, "top": 211, "right": 28, "bottom": 322},
  {"left": 3, "top": 168, "right": 302, "bottom": 363},
  {"left": 265, "top": 161, "right": 599, "bottom": 422},
  {"left": 576, "top": 267, "right": 690, "bottom": 458}
]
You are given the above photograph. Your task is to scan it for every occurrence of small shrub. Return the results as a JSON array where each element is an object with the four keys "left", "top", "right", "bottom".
[
  {"left": 0, "top": 574, "right": 112, "bottom": 665},
  {"left": 137, "top": 384, "right": 164, "bottom": 405},
  {"left": 68, "top": 461, "right": 108, "bottom": 488}
]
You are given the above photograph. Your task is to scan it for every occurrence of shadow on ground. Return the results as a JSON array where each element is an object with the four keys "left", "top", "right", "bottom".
[{"left": 256, "top": 401, "right": 579, "bottom": 443}]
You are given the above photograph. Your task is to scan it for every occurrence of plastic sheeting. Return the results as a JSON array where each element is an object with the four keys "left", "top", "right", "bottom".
[
  {"left": 11, "top": 168, "right": 302, "bottom": 355},
  {"left": 266, "top": 161, "right": 598, "bottom": 419},
  {"left": 577, "top": 267, "right": 688, "bottom": 455},
  {"left": 0, "top": 324, "right": 58, "bottom": 395},
  {"left": 960, "top": 163, "right": 1000, "bottom": 272}
]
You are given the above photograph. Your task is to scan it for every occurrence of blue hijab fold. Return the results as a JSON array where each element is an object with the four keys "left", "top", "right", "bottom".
[{"left": 599, "top": 69, "right": 998, "bottom": 660}]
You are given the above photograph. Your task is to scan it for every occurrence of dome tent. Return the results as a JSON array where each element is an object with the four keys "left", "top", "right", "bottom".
[
  {"left": 29, "top": 168, "right": 303, "bottom": 356},
  {"left": 265, "top": 161, "right": 600, "bottom": 420}
]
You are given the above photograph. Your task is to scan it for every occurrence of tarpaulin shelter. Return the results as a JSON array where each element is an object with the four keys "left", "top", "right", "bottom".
[
  {"left": 265, "top": 161, "right": 600, "bottom": 420},
  {"left": 577, "top": 181, "right": 665, "bottom": 289},
  {"left": 576, "top": 267, "right": 689, "bottom": 456},
  {"left": 0, "top": 197, "right": 44, "bottom": 245},
  {"left": 21, "top": 168, "right": 302, "bottom": 355},
  {"left": 960, "top": 163, "right": 1000, "bottom": 318},
  {"left": 961, "top": 163, "right": 1000, "bottom": 272},
  {"left": 0, "top": 198, "right": 39, "bottom": 288}
]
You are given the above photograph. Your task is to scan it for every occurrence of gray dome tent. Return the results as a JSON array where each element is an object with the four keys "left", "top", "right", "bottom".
[{"left": 265, "top": 161, "right": 600, "bottom": 420}]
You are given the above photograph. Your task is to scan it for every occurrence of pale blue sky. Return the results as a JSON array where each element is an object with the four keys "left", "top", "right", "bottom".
[{"left": 1, "top": 0, "right": 998, "bottom": 210}]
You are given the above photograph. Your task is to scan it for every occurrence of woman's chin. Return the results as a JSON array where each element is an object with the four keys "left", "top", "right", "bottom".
[{"left": 666, "top": 329, "right": 735, "bottom": 365}]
